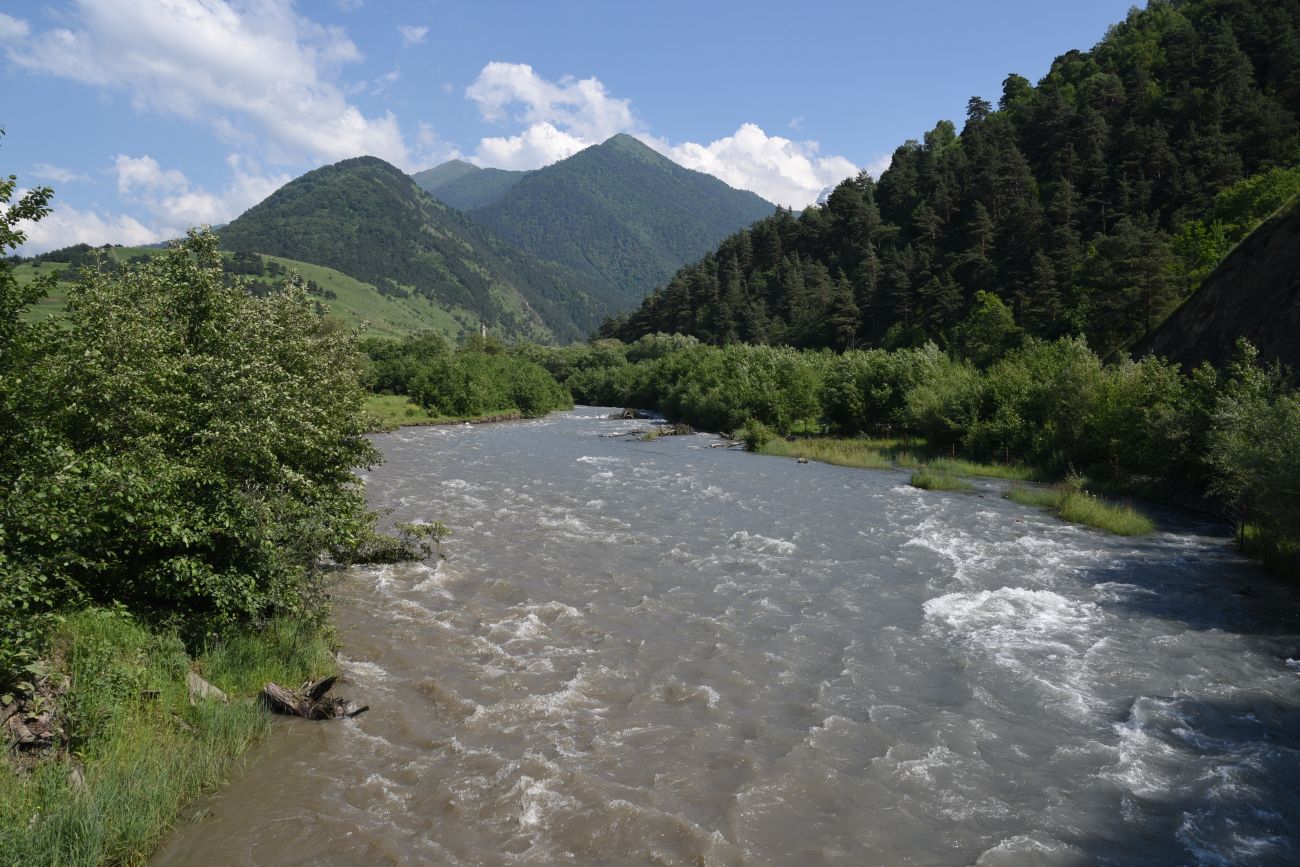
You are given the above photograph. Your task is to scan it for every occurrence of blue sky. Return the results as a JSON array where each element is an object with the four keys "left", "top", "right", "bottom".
[{"left": 2, "top": 0, "right": 1139, "bottom": 253}]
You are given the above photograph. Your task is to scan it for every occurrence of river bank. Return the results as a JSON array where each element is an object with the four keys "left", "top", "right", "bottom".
[{"left": 0, "top": 610, "right": 336, "bottom": 865}]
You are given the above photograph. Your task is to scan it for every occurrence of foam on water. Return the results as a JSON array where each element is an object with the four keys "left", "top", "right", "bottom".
[{"left": 152, "top": 407, "right": 1300, "bottom": 867}]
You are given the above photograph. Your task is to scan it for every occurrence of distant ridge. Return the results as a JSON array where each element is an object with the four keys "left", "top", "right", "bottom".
[
  {"left": 410, "top": 159, "right": 480, "bottom": 194},
  {"left": 418, "top": 164, "right": 531, "bottom": 212}
]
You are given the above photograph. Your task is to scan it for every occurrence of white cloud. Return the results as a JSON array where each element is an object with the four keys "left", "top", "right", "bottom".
[
  {"left": 467, "top": 61, "right": 641, "bottom": 147},
  {"left": 475, "top": 122, "right": 588, "bottom": 170},
  {"left": 0, "top": 12, "right": 30, "bottom": 40},
  {"left": 115, "top": 155, "right": 187, "bottom": 196},
  {"left": 463, "top": 62, "right": 857, "bottom": 206},
  {"left": 113, "top": 153, "right": 288, "bottom": 233},
  {"left": 398, "top": 24, "right": 427, "bottom": 46},
  {"left": 667, "top": 124, "right": 859, "bottom": 208},
  {"left": 30, "top": 163, "right": 89, "bottom": 184},
  {"left": 787, "top": 116, "right": 804, "bottom": 131},
  {"left": 14, "top": 197, "right": 163, "bottom": 253},
  {"left": 6, "top": 0, "right": 410, "bottom": 166}
]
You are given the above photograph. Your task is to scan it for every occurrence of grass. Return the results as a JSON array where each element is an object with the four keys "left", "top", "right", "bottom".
[
  {"left": 909, "top": 469, "right": 973, "bottom": 491},
  {"left": 16, "top": 250, "right": 482, "bottom": 342},
  {"left": 1007, "top": 482, "right": 1156, "bottom": 536},
  {"left": 362, "top": 393, "right": 521, "bottom": 431},
  {"left": 754, "top": 434, "right": 1037, "bottom": 480},
  {"left": 0, "top": 608, "right": 335, "bottom": 866},
  {"left": 757, "top": 437, "right": 892, "bottom": 469}
]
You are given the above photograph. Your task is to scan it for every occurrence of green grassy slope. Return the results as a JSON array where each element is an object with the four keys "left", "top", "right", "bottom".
[{"left": 16, "top": 247, "right": 481, "bottom": 341}]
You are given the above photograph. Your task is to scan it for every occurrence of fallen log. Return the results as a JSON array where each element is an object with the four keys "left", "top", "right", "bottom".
[{"left": 261, "top": 676, "right": 368, "bottom": 720}]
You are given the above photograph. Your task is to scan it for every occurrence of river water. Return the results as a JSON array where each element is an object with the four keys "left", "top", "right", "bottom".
[{"left": 154, "top": 407, "right": 1300, "bottom": 866}]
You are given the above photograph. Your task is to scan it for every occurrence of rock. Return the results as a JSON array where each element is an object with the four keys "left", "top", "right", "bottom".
[{"left": 187, "top": 670, "right": 228, "bottom": 705}]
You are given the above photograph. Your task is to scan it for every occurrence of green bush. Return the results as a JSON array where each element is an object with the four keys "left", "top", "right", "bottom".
[{"left": 1, "top": 230, "right": 379, "bottom": 678}]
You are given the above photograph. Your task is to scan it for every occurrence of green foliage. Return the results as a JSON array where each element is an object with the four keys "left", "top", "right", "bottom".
[
  {"left": 1, "top": 230, "right": 379, "bottom": 679},
  {"left": 1172, "top": 165, "right": 1300, "bottom": 285},
  {"left": 1206, "top": 342, "right": 1300, "bottom": 558},
  {"left": 1007, "top": 480, "right": 1156, "bottom": 537},
  {"left": 334, "top": 519, "right": 452, "bottom": 565},
  {"left": 611, "top": 0, "right": 1300, "bottom": 357},
  {"left": 557, "top": 329, "right": 1296, "bottom": 560},
  {"left": 361, "top": 332, "right": 573, "bottom": 421},
  {"left": 0, "top": 607, "right": 333, "bottom": 866}
]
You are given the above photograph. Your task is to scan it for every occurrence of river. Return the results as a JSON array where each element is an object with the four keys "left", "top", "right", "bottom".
[{"left": 153, "top": 407, "right": 1300, "bottom": 865}]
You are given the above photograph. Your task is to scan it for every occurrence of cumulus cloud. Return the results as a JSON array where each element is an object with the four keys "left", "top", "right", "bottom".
[
  {"left": 466, "top": 61, "right": 642, "bottom": 168},
  {"left": 398, "top": 24, "right": 427, "bottom": 46},
  {"left": 464, "top": 62, "right": 857, "bottom": 206},
  {"left": 475, "top": 121, "right": 589, "bottom": 170},
  {"left": 5, "top": 0, "right": 409, "bottom": 166},
  {"left": 15, "top": 197, "right": 163, "bottom": 253},
  {"left": 114, "top": 153, "right": 289, "bottom": 233},
  {"left": 667, "top": 124, "right": 860, "bottom": 208}
]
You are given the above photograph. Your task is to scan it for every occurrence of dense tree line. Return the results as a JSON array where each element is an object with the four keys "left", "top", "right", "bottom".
[
  {"left": 609, "top": 0, "right": 1300, "bottom": 359},
  {"left": 0, "top": 215, "right": 379, "bottom": 681},
  {"left": 363, "top": 332, "right": 572, "bottom": 419}
]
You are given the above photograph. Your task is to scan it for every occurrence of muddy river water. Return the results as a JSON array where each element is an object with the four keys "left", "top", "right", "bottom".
[{"left": 153, "top": 407, "right": 1300, "bottom": 865}]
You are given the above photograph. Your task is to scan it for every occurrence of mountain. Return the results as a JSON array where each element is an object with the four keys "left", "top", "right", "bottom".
[
  {"left": 454, "top": 135, "right": 774, "bottom": 315},
  {"left": 1140, "top": 194, "right": 1300, "bottom": 372},
  {"left": 218, "top": 156, "right": 606, "bottom": 342},
  {"left": 415, "top": 163, "right": 531, "bottom": 211},
  {"left": 609, "top": 0, "right": 1300, "bottom": 358},
  {"left": 410, "top": 159, "right": 480, "bottom": 194}
]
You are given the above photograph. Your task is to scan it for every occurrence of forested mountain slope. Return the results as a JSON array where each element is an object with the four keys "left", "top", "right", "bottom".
[
  {"left": 415, "top": 162, "right": 530, "bottom": 211},
  {"left": 1141, "top": 194, "right": 1300, "bottom": 371},
  {"left": 466, "top": 134, "right": 775, "bottom": 316},
  {"left": 610, "top": 0, "right": 1300, "bottom": 358},
  {"left": 219, "top": 156, "right": 606, "bottom": 342},
  {"left": 410, "top": 159, "right": 481, "bottom": 194}
]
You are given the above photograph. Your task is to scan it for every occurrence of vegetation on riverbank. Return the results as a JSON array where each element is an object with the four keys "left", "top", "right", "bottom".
[
  {"left": 362, "top": 331, "right": 572, "bottom": 422},
  {"left": 0, "top": 179, "right": 401, "bottom": 864},
  {"left": 910, "top": 470, "right": 973, "bottom": 492},
  {"left": 0, "top": 610, "right": 333, "bottom": 866},
  {"left": 362, "top": 393, "right": 522, "bottom": 432},
  {"left": 517, "top": 334, "right": 1297, "bottom": 558},
  {"left": 1007, "top": 476, "right": 1156, "bottom": 537}
]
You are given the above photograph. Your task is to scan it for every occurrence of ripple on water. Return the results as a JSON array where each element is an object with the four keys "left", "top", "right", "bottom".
[{"left": 150, "top": 408, "right": 1300, "bottom": 867}]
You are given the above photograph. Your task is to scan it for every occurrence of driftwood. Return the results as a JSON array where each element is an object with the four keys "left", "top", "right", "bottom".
[{"left": 260, "top": 676, "right": 368, "bottom": 720}]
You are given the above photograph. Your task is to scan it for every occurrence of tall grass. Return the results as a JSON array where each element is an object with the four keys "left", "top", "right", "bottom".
[
  {"left": 0, "top": 608, "right": 334, "bottom": 866},
  {"left": 755, "top": 434, "right": 1037, "bottom": 480},
  {"left": 756, "top": 437, "right": 892, "bottom": 469},
  {"left": 1007, "top": 477, "right": 1155, "bottom": 536},
  {"left": 909, "top": 469, "right": 974, "bottom": 491}
]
